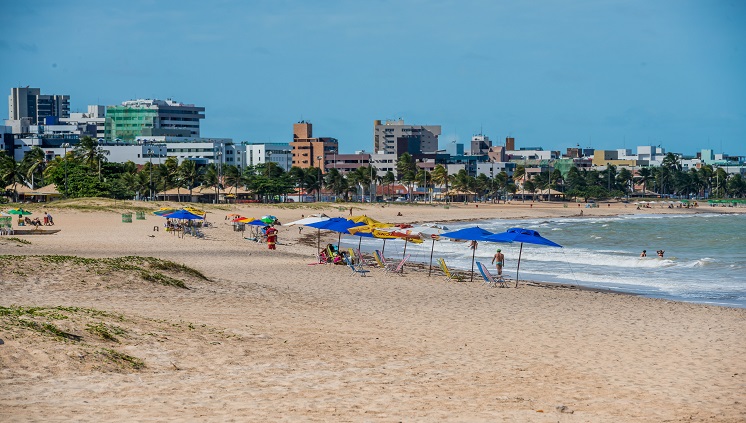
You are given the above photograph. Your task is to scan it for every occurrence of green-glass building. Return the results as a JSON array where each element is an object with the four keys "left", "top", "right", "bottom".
[{"left": 105, "top": 99, "right": 205, "bottom": 142}]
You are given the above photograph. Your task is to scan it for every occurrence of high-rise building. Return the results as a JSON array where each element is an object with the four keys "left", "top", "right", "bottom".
[
  {"left": 290, "top": 121, "right": 338, "bottom": 172},
  {"left": 8, "top": 87, "right": 70, "bottom": 125},
  {"left": 104, "top": 99, "right": 205, "bottom": 142},
  {"left": 470, "top": 134, "right": 492, "bottom": 155},
  {"left": 373, "top": 119, "right": 441, "bottom": 155}
]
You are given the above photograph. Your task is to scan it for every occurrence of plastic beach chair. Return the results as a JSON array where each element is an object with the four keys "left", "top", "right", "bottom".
[
  {"left": 344, "top": 256, "right": 370, "bottom": 277},
  {"left": 385, "top": 254, "right": 410, "bottom": 274},
  {"left": 437, "top": 258, "right": 464, "bottom": 282},
  {"left": 373, "top": 250, "right": 388, "bottom": 269},
  {"left": 476, "top": 262, "right": 506, "bottom": 288}
]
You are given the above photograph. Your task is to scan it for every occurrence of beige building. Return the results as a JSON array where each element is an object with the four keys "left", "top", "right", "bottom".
[{"left": 290, "top": 121, "right": 338, "bottom": 172}]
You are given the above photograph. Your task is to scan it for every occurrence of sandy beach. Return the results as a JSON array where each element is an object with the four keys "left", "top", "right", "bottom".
[{"left": 1, "top": 200, "right": 745, "bottom": 422}]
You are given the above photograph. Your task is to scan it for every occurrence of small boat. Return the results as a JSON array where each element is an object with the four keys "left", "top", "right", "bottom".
[{"left": 11, "top": 228, "right": 61, "bottom": 235}]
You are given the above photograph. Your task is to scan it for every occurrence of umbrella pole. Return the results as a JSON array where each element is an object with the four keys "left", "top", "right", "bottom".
[
  {"left": 471, "top": 246, "right": 476, "bottom": 282},
  {"left": 403, "top": 238, "right": 408, "bottom": 259},
  {"left": 382, "top": 239, "right": 386, "bottom": 255},
  {"left": 516, "top": 242, "right": 524, "bottom": 288},
  {"left": 337, "top": 232, "right": 342, "bottom": 251},
  {"left": 358, "top": 236, "right": 362, "bottom": 250},
  {"left": 317, "top": 228, "right": 321, "bottom": 253},
  {"left": 428, "top": 238, "right": 435, "bottom": 277}
]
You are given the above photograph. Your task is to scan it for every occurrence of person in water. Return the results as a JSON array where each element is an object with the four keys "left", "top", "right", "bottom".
[
  {"left": 657, "top": 250, "right": 665, "bottom": 257},
  {"left": 640, "top": 250, "right": 647, "bottom": 257}
]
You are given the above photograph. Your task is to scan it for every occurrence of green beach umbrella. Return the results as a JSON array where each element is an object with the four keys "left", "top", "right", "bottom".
[{"left": 7, "top": 208, "right": 32, "bottom": 215}]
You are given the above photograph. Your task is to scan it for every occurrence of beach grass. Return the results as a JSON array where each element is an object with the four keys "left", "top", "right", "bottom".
[{"left": 0, "top": 255, "right": 207, "bottom": 289}]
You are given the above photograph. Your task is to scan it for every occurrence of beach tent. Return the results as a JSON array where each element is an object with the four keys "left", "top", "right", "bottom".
[
  {"left": 440, "top": 226, "right": 495, "bottom": 281},
  {"left": 482, "top": 227, "right": 562, "bottom": 287}
]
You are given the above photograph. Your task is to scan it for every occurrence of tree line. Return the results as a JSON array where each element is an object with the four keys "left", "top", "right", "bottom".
[{"left": 1, "top": 138, "right": 744, "bottom": 202}]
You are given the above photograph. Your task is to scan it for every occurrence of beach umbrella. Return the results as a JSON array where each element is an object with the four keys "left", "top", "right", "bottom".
[
  {"left": 261, "top": 215, "right": 278, "bottom": 224},
  {"left": 246, "top": 219, "right": 267, "bottom": 226},
  {"left": 440, "top": 226, "right": 495, "bottom": 282},
  {"left": 184, "top": 206, "right": 205, "bottom": 216},
  {"left": 408, "top": 224, "right": 449, "bottom": 276},
  {"left": 482, "top": 227, "right": 563, "bottom": 287},
  {"left": 284, "top": 216, "right": 330, "bottom": 226},
  {"left": 153, "top": 207, "right": 178, "bottom": 216},
  {"left": 163, "top": 209, "right": 204, "bottom": 220},
  {"left": 7, "top": 208, "right": 32, "bottom": 215},
  {"left": 305, "top": 217, "right": 356, "bottom": 252},
  {"left": 349, "top": 221, "right": 395, "bottom": 252},
  {"left": 349, "top": 215, "right": 381, "bottom": 226},
  {"left": 321, "top": 219, "right": 366, "bottom": 250}
]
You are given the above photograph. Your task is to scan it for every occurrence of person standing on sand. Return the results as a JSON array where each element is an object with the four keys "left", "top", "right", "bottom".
[
  {"left": 640, "top": 250, "right": 647, "bottom": 257},
  {"left": 266, "top": 225, "right": 278, "bottom": 250},
  {"left": 492, "top": 249, "right": 505, "bottom": 276}
]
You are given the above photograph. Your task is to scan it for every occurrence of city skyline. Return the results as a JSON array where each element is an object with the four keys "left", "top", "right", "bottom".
[{"left": 1, "top": 1, "right": 744, "bottom": 156}]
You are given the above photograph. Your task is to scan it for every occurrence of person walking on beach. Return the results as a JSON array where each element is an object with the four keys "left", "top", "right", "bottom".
[
  {"left": 640, "top": 250, "right": 647, "bottom": 257},
  {"left": 492, "top": 249, "right": 505, "bottom": 276},
  {"left": 266, "top": 225, "right": 278, "bottom": 250}
]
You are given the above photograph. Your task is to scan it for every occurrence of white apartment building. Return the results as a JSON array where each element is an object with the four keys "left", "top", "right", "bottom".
[
  {"left": 61, "top": 105, "right": 106, "bottom": 140},
  {"left": 245, "top": 142, "right": 292, "bottom": 171}
]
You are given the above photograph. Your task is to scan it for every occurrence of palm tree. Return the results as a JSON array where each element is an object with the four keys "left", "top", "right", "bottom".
[
  {"left": 513, "top": 165, "right": 526, "bottom": 202},
  {"left": 430, "top": 164, "right": 448, "bottom": 203},
  {"left": 382, "top": 171, "right": 396, "bottom": 201},
  {"left": 157, "top": 156, "right": 179, "bottom": 198},
  {"left": 636, "top": 167, "right": 653, "bottom": 196},
  {"left": 661, "top": 153, "right": 682, "bottom": 172},
  {"left": 0, "top": 152, "right": 27, "bottom": 201},
  {"left": 74, "top": 136, "right": 106, "bottom": 170},
  {"left": 203, "top": 163, "right": 220, "bottom": 202},
  {"left": 396, "top": 153, "right": 417, "bottom": 202},
  {"left": 178, "top": 159, "right": 201, "bottom": 198},
  {"left": 22, "top": 146, "right": 47, "bottom": 188}
]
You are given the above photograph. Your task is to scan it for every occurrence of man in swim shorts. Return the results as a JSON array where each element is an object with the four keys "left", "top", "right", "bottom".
[{"left": 492, "top": 248, "right": 505, "bottom": 276}]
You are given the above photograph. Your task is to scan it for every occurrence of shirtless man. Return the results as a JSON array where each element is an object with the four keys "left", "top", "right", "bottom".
[{"left": 491, "top": 249, "right": 505, "bottom": 276}]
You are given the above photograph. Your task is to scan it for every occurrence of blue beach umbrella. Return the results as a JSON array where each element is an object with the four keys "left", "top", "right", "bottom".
[
  {"left": 482, "top": 227, "right": 563, "bottom": 287},
  {"left": 305, "top": 217, "right": 363, "bottom": 251},
  {"left": 440, "top": 226, "right": 495, "bottom": 282},
  {"left": 163, "top": 209, "right": 204, "bottom": 220}
]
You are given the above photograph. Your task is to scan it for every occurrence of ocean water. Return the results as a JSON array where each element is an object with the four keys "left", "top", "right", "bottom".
[{"left": 344, "top": 213, "right": 746, "bottom": 308}]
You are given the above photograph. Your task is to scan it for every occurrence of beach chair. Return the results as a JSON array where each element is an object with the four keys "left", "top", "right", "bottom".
[
  {"left": 347, "top": 248, "right": 358, "bottom": 265},
  {"left": 355, "top": 248, "right": 374, "bottom": 266},
  {"left": 344, "top": 256, "right": 370, "bottom": 277},
  {"left": 373, "top": 250, "right": 388, "bottom": 269},
  {"left": 476, "top": 262, "right": 506, "bottom": 288},
  {"left": 437, "top": 258, "right": 464, "bottom": 282},
  {"left": 385, "top": 254, "right": 410, "bottom": 274}
]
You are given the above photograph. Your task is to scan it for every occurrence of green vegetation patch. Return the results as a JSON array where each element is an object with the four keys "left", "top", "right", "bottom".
[
  {"left": 5, "top": 237, "right": 31, "bottom": 245},
  {"left": 86, "top": 322, "right": 126, "bottom": 342},
  {"left": 0, "top": 255, "right": 209, "bottom": 289},
  {"left": 98, "top": 348, "right": 145, "bottom": 370}
]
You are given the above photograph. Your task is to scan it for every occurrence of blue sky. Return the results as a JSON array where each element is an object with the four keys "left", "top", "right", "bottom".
[{"left": 2, "top": 0, "right": 744, "bottom": 156}]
